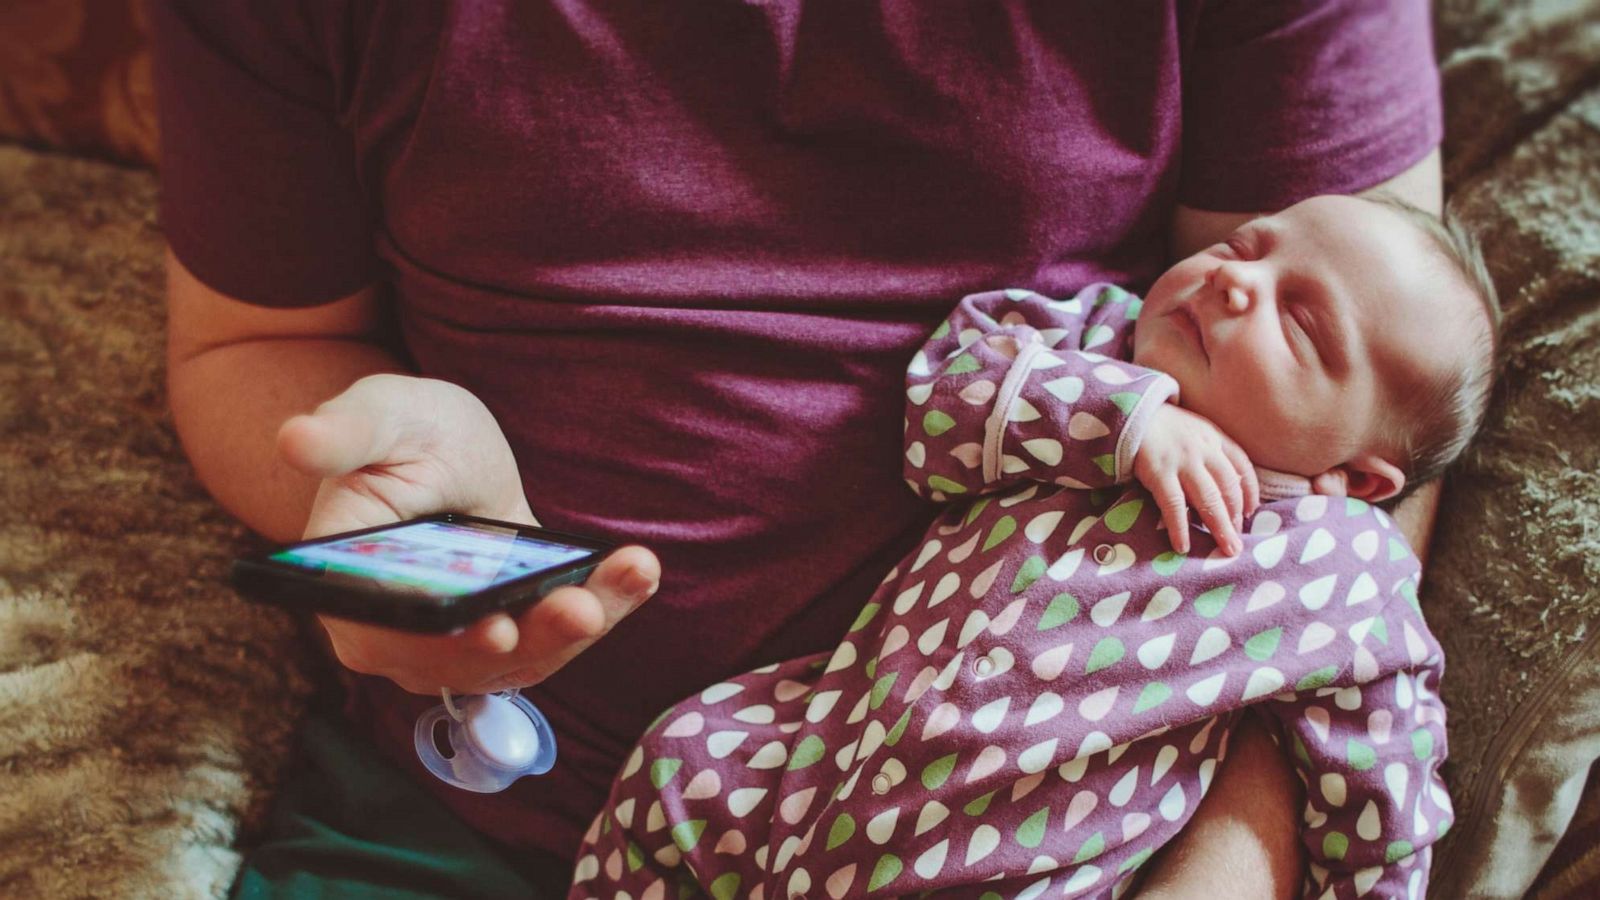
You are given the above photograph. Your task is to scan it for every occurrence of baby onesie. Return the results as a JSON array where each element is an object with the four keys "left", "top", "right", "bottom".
[{"left": 570, "top": 285, "right": 1453, "bottom": 900}]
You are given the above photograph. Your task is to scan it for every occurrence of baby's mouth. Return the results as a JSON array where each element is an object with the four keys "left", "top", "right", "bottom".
[{"left": 1173, "top": 304, "right": 1209, "bottom": 361}]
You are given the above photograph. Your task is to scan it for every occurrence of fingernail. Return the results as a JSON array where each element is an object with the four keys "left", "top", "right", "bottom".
[
  {"left": 484, "top": 617, "right": 517, "bottom": 653},
  {"left": 623, "top": 569, "right": 658, "bottom": 601}
]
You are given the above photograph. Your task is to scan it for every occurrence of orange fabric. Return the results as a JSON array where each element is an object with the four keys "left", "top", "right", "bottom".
[{"left": 0, "top": 0, "right": 157, "bottom": 167}]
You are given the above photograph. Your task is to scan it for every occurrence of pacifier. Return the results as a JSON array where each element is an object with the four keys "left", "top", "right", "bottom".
[{"left": 414, "top": 688, "right": 557, "bottom": 792}]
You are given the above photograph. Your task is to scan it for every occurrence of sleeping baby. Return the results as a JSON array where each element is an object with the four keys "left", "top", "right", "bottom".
[{"left": 569, "top": 194, "right": 1500, "bottom": 900}]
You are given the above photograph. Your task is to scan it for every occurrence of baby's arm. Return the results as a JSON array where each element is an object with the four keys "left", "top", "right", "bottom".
[
  {"left": 902, "top": 286, "right": 1177, "bottom": 500},
  {"left": 1250, "top": 503, "right": 1453, "bottom": 898},
  {"left": 1261, "top": 663, "right": 1452, "bottom": 899}
]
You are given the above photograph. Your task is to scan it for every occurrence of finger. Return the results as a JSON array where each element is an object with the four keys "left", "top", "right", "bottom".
[
  {"left": 581, "top": 545, "right": 662, "bottom": 627},
  {"left": 319, "top": 613, "right": 508, "bottom": 692},
  {"left": 1205, "top": 454, "right": 1244, "bottom": 532},
  {"left": 1221, "top": 440, "right": 1260, "bottom": 516},
  {"left": 1151, "top": 473, "right": 1189, "bottom": 554},
  {"left": 1181, "top": 468, "right": 1240, "bottom": 556},
  {"left": 494, "top": 585, "right": 613, "bottom": 688},
  {"left": 466, "top": 613, "right": 520, "bottom": 655},
  {"left": 496, "top": 546, "right": 663, "bottom": 688},
  {"left": 277, "top": 403, "right": 399, "bottom": 478}
]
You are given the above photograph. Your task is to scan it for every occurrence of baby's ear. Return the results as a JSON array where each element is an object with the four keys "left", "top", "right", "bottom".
[{"left": 1311, "top": 455, "right": 1406, "bottom": 502}]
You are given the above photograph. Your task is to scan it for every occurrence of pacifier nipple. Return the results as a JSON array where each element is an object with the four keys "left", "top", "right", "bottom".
[
  {"left": 414, "top": 689, "right": 557, "bottom": 793},
  {"left": 465, "top": 694, "right": 538, "bottom": 768}
]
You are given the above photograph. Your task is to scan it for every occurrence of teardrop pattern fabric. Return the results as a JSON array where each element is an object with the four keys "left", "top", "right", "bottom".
[{"left": 570, "top": 286, "right": 1451, "bottom": 900}]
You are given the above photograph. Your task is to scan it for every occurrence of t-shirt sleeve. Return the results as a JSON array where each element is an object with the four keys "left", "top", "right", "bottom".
[
  {"left": 148, "top": 0, "right": 377, "bottom": 307},
  {"left": 1179, "top": 0, "right": 1443, "bottom": 212}
]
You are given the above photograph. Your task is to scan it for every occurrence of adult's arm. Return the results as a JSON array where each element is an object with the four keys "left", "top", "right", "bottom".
[
  {"left": 166, "top": 253, "right": 407, "bottom": 543},
  {"left": 1136, "top": 149, "right": 1444, "bottom": 900}
]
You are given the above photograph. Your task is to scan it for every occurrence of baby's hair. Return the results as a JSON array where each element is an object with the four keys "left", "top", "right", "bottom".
[{"left": 1361, "top": 193, "right": 1502, "bottom": 508}]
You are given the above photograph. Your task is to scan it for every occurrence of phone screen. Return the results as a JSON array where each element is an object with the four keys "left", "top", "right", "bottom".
[{"left": 268, "top": 519, "right": 590, "bottom": 598}]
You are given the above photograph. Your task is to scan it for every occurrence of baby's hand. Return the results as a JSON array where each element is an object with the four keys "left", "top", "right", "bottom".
[{"left": 1132, "top": 404, "right": 1260, "bottom": 556}]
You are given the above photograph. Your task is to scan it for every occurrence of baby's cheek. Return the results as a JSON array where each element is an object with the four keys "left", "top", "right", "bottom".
[{"left": 1214, "top": 361, "right": 1300, "bottom": 453}]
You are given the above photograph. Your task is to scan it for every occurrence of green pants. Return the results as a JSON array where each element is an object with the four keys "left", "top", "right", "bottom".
[{"left": 231, "top": 699, "right": 570, "bottom": 899}]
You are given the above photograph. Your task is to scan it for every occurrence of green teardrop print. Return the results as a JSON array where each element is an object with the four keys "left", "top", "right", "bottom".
[
  {"left": 670, "top": 819, "right": 706, "bottom": 853},
  {"left": 710, "top": 874, "right": 741, "bottom": 900},
  {"left": 1386, "top": 841, "right": 1414, "bottom": 864},
  {"left": 868, "top": 854, "right": 903, "bottom": 892},
  {"left": 1015, "top": 806, "right": 1050, "bottom": 849},
  {"left": 869, "top": 672, "right": 900, "bottom": 709},
  {"left": 1296, "top": 666, "right": 1337, "bottom": 691},
  {"left": 1011, "top": 556, "right": 1046, "bottom": 594},
  {"left": 787, "top": 735, "right": 826, "bottom": 771},
  {"left": 1243, "top": 627, "right": 1282, "bottom": 661},
  {"left": 1104, "top": 499, "right": 1144, "bottom": 533},
  {"left": 626, "top": 840, "right": 646, "bottom": 872},
  {"left": 965, "top": 498, "right": 992, "bottom": 526},
  {"left": 650, "top": 758, "right": 682, "bottom": 789},
  {"left": 1086, "top": 637, "right": 1125, "bottom": 674},
  {"left": 1151, "top": 551, "right": 1186, "bottom": 576},
  {"left": 849, "top": 604, "right": 881, "bottom": 633},
  {"left": 1038, "top": 593, "right": 1080, "bottom": 630},
  {"left": 963, "top": 790, "right": 996, "bottom": 817},
  {"left": 1412, "top": 729, "right": 1434, "bottom": 761},
  {"left": 1133, "top": 681, "right": 1171, "bottom": 713},
  {"left": 1194, "top": 584, "right": 1233, "bottom": 618},
  {"left": 922, "top": 754, "right": 958, "bottom": 791},
  {"left": 884, "top": 708, "right": 913, "bottom": 747},
  {"left": 827, "top": 813, "right": 856, "bottom": 851},
  {"left": 983, "top": 516, "right": 1017, "bottom": 551},
  {"left": 1072, "top": 831, "right": 1106, "bottom": 864},
  {"left": 1346, "top": 739, "right": 1377, "bottom": 771}
]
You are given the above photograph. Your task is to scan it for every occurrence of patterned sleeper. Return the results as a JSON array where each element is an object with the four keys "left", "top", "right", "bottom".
[{"left": 571, "top": 285, "right": 1453, "bottom": 900}]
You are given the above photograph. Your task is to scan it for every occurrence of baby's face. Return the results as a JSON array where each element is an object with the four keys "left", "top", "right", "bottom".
[{"left": 1132, "top": 195, "right": 1471, "bottom": 477}]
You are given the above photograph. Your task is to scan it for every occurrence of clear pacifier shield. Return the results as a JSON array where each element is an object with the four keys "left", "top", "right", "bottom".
[{"left": 414, "top": 692, "right": 558, "bottom": 793}]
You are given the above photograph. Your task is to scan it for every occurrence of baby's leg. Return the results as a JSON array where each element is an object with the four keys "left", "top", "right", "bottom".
[{"left": 570, "top": 652, "right": 832, "bottom": 900}]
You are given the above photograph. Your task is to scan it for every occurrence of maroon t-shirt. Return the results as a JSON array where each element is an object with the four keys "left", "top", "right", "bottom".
[{"left": 149, "top": 0, "right": 1441, "bottom": 864}]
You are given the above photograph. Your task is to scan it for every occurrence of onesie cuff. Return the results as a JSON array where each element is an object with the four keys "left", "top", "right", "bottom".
[
  {"left": 1113, "top": 374, "right": 1181, "bottom": 483},
  {"left": 981, "top": 332, "right": 1048, "bottom": 484}
]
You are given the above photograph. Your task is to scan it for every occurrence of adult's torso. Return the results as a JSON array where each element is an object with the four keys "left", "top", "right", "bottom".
[{"left": 336, "top": 1, "right": 1194, "bottom": 859}]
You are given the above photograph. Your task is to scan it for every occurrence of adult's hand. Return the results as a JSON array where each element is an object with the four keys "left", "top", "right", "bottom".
[{"left": 276, "top": 373, "right": 660, "bottom": 695}]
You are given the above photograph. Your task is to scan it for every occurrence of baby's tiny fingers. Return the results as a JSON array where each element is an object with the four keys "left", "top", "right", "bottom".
[
  {"left": 1207, "top": 455, "right": 1244, "bottom": 531},
  {"left": 1222, "top": 440, "right": 1260, "bottom": 515},
  {"left": 1151, "top": 473, "right": 1189, "bottom": 554},
  {"left": 1183, "top": 469, "right": 1239, "bottom": 556}
]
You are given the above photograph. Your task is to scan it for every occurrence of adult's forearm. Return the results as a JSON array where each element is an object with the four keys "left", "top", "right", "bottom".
[
  {"left": 1391, "top": 480, "right": 1442, "bottom": 570},
  {"left": 1136, "top": 714, "right": 1306, "bottom": 899},
  {"left": 167, "top": 338, "right": 410, "bottom": 543}
]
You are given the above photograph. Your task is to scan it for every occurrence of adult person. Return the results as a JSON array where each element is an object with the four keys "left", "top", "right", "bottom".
[{"left": 150, "top": 2, "right": 1445, "bottom": 896}]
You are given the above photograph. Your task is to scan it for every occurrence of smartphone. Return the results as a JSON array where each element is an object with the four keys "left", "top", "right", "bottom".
[{"left": 230, "top": 513, "right": 617, "bottom": 632}]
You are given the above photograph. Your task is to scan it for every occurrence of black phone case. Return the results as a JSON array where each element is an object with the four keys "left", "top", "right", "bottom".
[{"left": 229, "top": 513, "right": 617, "bottom": 632}]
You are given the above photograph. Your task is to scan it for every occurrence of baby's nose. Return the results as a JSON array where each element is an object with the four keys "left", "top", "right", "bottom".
[
  {"left": 1224, "top": 284, "right": 1251, "bottom": 313},
  {"left": 1208, "top": 264, "right": 1253, "bottom": 313}
]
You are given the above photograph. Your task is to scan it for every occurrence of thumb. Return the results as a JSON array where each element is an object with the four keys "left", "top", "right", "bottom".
[{"left": 277, "top": 402, "right": 399, "bottom": 479}]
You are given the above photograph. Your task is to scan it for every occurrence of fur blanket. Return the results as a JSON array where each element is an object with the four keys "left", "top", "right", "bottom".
[
  {"left": 1, "top": 2, "right": 1598, "bottom": 897},
  {"left": 0, "top": 151, "right": 315, "bottom": 897}
]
